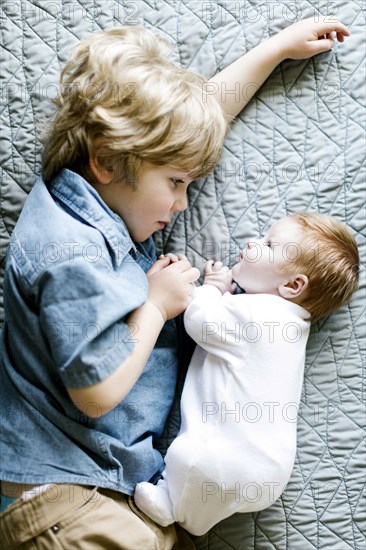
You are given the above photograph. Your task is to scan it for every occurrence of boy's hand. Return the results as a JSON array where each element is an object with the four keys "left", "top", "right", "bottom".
[
  {"left": 204, "top": 260, "right": 236, "bottom": 295},
  {"left": 272, "top": 17, "right": 350, "bottom": 61},
  {"left": 157, "top": 252, "right": 187, "bottom": 265},
  {"left": 147, "top": 256, "right": 199, "bottom": 321}
]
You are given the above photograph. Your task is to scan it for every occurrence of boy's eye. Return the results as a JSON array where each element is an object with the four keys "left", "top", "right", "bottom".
[{"left": 171, "top": 178, "right": 184, "bottom": 186}]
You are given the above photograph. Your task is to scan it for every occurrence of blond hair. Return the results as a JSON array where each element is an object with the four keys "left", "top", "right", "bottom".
[
  {"left": 41, "top": 26, "right": 228, "bottom": 185},
  {"left": 286, "top": 212, "right": 359, "bottom": 322}
]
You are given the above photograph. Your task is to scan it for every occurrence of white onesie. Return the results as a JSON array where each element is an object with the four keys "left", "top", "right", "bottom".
[{"left": 135, "top": 285, "right": 310, "bottom": 535}]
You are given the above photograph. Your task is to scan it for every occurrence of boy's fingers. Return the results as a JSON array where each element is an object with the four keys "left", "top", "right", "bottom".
[
  {"left": 167, "top": 253, "right": 179, "bottom": 262},
  {"left": 148, "top": 256, "right": 171, "bottom": 275},
  {"left": 182, "top": 267, "right": 200, "bottom": 282},
  {"left": 159, "top": 253, "right": 179, "bottom": 262},
  {"left": 316, "top": 18, "right": 350, "bottom": 38},
  {"left": 168, "top": 259, "right": 195, "bottom": 273},
  {"left": 310, "top": 38, "right": 334, "bottom": 53}
]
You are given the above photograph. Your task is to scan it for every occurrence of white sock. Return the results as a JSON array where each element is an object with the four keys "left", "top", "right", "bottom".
[{"left": 134, "top": 479, "right": 175, "bottom": 527}]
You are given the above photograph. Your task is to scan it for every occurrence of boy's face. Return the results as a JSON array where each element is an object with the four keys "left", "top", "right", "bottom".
[
  {"left": 231, "top": 217, "right": 304, "bottom": 295},
  {"left": 96, "top": 161, "right": 193, "bottom": 242}
]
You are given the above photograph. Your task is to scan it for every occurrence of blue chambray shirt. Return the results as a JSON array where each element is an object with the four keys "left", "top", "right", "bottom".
[{"left": 0, "top": 169, "right": 178, "bottom": 494}]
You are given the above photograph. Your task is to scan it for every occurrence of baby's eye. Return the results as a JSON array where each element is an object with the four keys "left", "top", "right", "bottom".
[{"left": 264, "top": 240, "right": 272, "bottom": 248}]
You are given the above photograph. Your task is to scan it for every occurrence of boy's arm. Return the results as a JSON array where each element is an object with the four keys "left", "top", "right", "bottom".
[
  {"left": 67, "top": 300, "right": 165, "bottom": 418},
  {"left": 209, "top": 17, "right": 350, "bottom": 119},
  {"left": 67, "top": 256, "right": 199, "bottom": 418}
]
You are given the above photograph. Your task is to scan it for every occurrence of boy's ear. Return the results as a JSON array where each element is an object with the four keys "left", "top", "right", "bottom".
[
  {"left": 278, "top": 274, "right": 308, "bottom": 300},
  {"left": 89, "top": 155, "right": 113, "bottom": 184}
]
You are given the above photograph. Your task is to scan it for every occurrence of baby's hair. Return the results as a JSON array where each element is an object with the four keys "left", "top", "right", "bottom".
[
  {"left": 288, "top": 212, "right": 359, "bottom": 322},
  {"left": 41, "top": 26, "right": 228, "bottom": 185}
]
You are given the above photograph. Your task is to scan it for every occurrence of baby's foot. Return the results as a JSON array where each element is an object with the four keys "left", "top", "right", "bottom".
[{"left": 134, "top": 480, "right": 175, "bottom": 527}]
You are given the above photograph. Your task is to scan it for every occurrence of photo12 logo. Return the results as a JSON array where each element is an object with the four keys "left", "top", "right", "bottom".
[
  {"left": 1, "top": 2, "right": 141, "bottom": 25},
  {"left": 201, "top": 321, "right": 303, "bottom": 344},
  {"left": 201, "top": 2, "right": 340, "bottom": 24},
  {"left": 202, "top": 401, "right": 300, "bottom": 423},
  {"left": 201, "top": 480, "right": 281, "bottom": 504}
]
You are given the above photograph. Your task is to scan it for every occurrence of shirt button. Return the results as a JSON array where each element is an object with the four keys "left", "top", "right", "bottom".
[{"left": 51, "top": 524, "right": 60, "bottom": 534}]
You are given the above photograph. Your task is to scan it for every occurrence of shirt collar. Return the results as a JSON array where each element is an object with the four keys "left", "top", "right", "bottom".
[{"left": 49, "top": 168, "right": 135, "bottom": 266}]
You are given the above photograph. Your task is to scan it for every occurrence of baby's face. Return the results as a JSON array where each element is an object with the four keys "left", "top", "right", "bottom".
[{"left": 232, "top": 217, "right": 304, "bottom": 295}]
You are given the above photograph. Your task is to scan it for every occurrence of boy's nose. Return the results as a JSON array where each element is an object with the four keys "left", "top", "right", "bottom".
[{"left": 173, "top": 193, "right": 188, "bottom": 212}]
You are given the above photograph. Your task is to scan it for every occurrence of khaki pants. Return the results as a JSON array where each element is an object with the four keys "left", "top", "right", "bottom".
[{"left": 0, "top": 484, "right": 195, "bottom": 549}]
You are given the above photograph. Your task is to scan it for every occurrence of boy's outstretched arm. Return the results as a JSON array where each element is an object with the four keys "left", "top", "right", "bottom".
[{"left": 209, "top": 17, "right": 350, "bottom": 119}]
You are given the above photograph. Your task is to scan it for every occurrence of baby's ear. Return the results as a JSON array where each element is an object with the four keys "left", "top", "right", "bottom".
[
  {"left": 89, "top": 155, "right": 113, "bottom": 184},
  {"left": 278, "top": 274, "right": 308, "bottom": 300}
]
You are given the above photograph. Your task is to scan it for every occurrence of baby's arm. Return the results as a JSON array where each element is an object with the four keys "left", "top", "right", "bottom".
[
  {"left": 67, "top": 256, "right": 199, "bottom": 418},
  {"left": 183, "top": 262, "right": 250, "bottom": 362},
  {"left": 209, "top": 17, "right": 350, "bottom": 119}
]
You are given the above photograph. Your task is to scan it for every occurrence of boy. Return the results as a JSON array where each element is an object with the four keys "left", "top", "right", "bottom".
[
  {"left": 135, "top": 212, "right": 359, "bottom": 536},
  {"left": 0, "top": 19, "right": 351, "bottom": 550}
]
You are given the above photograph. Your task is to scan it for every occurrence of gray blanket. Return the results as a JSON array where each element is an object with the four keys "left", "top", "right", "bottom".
[{"left": 1, "top": 1, "right": 365, "bottom": 548}]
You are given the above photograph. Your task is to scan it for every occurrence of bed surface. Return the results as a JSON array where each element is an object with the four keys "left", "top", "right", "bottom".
[{"left": 1, "top": 1, "right": 365, "bottom": 548}]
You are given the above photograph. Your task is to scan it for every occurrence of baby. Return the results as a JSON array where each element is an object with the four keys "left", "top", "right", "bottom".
[{"left": 134, "top": 212, "right": 359, "bottom": 535}]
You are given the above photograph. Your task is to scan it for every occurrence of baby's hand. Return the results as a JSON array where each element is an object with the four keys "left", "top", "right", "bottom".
[
  {"left": 204, "top": 260, "right": 236, "bottom": 295},
  {"left": 273, "top": 16, "right": 350, "bottom": 61}
]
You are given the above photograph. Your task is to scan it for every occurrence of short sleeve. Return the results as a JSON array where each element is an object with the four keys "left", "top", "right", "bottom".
[{"left": 38, "top": 254, "right": 148, "bottom": 388}]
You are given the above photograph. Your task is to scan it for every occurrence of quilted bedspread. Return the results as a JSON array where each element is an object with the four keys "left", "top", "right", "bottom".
[{"left": 1, "top": 1, "right": 365, "bottom": 549}]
